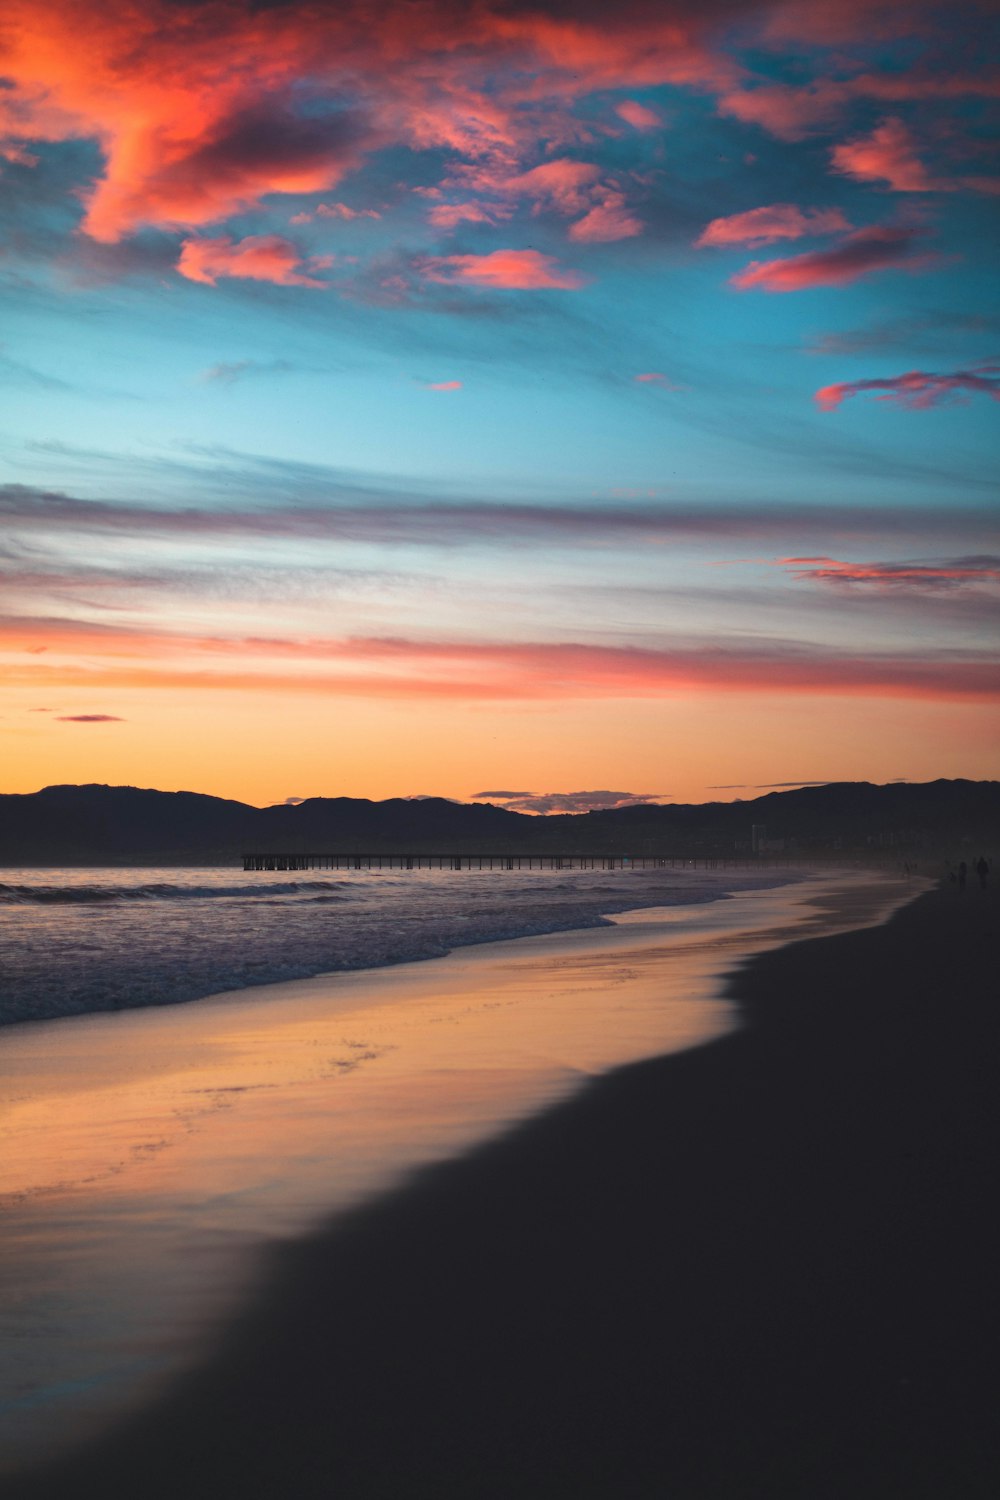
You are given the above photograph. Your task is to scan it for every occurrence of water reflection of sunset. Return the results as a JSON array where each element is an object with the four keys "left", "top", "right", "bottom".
[{"left": 0, "top": 874, "right": 913, "bottom": 1473}]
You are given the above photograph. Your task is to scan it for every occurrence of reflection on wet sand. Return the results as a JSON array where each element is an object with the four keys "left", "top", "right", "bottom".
[{"left": 0, "top": 872, "right": 917, "bottom": 1475}]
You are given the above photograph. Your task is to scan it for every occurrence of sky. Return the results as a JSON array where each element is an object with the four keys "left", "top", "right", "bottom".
[{"left": 1, "top": 0, "right": 998, "bottom": 809}]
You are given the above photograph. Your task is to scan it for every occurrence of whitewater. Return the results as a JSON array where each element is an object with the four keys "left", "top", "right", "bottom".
[{"left": 0, "top": 864, "right": 790, "bottom": 1026}]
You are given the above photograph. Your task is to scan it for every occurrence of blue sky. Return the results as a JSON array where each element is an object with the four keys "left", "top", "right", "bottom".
[{"left": 1, "top": 0, "right": 997, "bottom": 805}]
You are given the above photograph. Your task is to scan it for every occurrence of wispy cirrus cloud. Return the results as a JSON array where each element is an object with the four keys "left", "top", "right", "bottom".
[
  {"left": 4, "top": 618, "right": 997, "bottom": 704},
  {"left": 199, "top": 359, "right": 297, "bottom": 385},
  {"left": 776, "top": 555, "right": 1000, "bottom": 587},
  {"left": 805, "top": 311, "right": 1000, "bottom": 357},
  {"left": 815, "top": 366, "right": 1000, "bottom": 411},
  {"left": 5, "top": 482, "right": 994, "bottom": 550},
  {"left": 696, "top": 203, "right": 850, "bottom": 248},
  {"left": 731, "top": 225, "right": 935, "bottom": 293}
]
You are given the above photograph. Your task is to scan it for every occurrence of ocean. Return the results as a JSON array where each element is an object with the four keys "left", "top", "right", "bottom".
[
  {"left": 0, "top": 863, "right": 784, "bottom": 1026},
  {"left": 0, "top": 864, "right": 915, "bottom": 1479}
]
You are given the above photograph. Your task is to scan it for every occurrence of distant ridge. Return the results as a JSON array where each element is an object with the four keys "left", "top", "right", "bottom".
[{"left": 0, "top": 780, "right": 997, "bottom": 865}]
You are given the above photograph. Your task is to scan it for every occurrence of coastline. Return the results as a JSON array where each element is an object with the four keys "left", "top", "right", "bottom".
[
  {"left": 0, "top": 863, "right": 804, "bottom": 1028},
  {"left": 1, "top": 871, "right": 936, "bottom": 1490}
]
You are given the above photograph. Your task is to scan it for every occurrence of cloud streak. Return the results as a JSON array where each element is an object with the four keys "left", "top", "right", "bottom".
[
  {"left": 697, "top": 204, "right": 850, "bottom": 248},
  {"left": 4, "top": 617, "right": 996, "bottom": 704},
  {"left": 776, "top": 554, "right": 1000, "bottom": 587},
  {"left": 816, "top": 366, "right": 1000, "bottom": 411},
  {"left": 4, "top": 484, "right": 994, "bottom": 550},
  {"left": 731, "top": 226, "right": 934, "bottom": 293}
]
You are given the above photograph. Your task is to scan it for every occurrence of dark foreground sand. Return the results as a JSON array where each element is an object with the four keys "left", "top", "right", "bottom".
[{"left": 12, "top": 881, "right": 998, "bottom": 1499}]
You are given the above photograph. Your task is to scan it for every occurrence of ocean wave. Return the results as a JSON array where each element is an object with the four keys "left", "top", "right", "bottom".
[
  {"left": 0, "top": 867, "right": 793, "bottom": 1027},
  {"left": 0, "top": 880, "right": 348, "bottom": 904}
]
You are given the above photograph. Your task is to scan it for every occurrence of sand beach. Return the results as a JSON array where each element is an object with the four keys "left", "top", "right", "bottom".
[{"left": 4, "top": 872, "right": 996, "bottom": 1497}]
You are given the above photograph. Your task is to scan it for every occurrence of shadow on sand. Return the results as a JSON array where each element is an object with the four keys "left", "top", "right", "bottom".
[{"left": 12, "top": 883, "right": 999, "bottom": 1499}]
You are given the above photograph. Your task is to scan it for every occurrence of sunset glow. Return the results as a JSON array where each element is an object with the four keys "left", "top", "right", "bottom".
[{"left": 2, "top": 0, "right": 997, "bottom": 805}]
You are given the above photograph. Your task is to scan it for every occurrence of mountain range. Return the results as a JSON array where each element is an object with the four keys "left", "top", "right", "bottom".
[{"left": 1, "top": 779, "right": 996, "bottom": 865}]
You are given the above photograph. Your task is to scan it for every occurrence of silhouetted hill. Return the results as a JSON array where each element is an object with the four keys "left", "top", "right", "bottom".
[{"left": 1, "top": 779, "right": 997, "bottom": 865}]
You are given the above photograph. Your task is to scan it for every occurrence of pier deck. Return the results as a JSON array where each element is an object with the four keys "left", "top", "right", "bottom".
[{"left": 242, "top": 853, "right": 745, "bottom": 872}]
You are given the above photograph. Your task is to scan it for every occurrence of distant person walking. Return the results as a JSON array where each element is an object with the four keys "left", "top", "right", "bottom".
[
  {"left": 958, "top": 861, "right": 968, "bottom": 891},
  {"left": 975, "top": 856, "right": 989, "bottom": 889}
]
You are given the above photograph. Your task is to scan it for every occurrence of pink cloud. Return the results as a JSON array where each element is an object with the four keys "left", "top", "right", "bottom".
[
  {"left": 427, "top": 201, "right": 510, "bottom": 230},
  {"left": 615, "top": 100, "right": 663, "bottom": 130},
  {"left": 568, "top": 188, "right": 643, "bottom": 242},
  {"left": 777, "top": 555, "right": 1000, "bottom": 586},
  {"left": 177, "top": 234, "right": 327, "bottom": 288},
  {"left": 832, "top": 116, "right": 1000, "bottom": 195},
  {"left": 831, "top": 117, "right": 940, "bottom": 192},
  {"left": 435, "top": 158, "right": 642, "bottom": 241},
  {"left": 634, "top": 372, "right": 680, "bottom": 389},
  {"left": 731, "top": 225, "right": 932, "bottom": 293},
  {"left": 426, "top": 380, "right": 462, "bottom": 391},
  {"left": 12, "top": 629, "right": 996, "bottom": 705},
  {"left": 696, "top": 203, "right": 851, "bottom": 248},
  {"left": 0, "top": 0, "right": 736, "bottom": 246},
  {"left": 292, "top": 201, "right": 381, "bottom": 224},
  {"left": 718, "top": 68, "right": 1000, "bottom": 142},
  {"left": 315, "top": 201, "right": 380, "bottom": 220},
  {"left": 422, "top": 249, "right": 587, "bottom": 290},
  {"left": 1, "top": 142, "right": 39, "bottom": 166},
  {"left": 716, "top": 81, "right": 847, "bottom": 141},
  {"left": 815, "top": 366, "right": 1000, "bottom": 411},
  {"left": 501, "top": 158, "right": 603, "bottom": 214}
]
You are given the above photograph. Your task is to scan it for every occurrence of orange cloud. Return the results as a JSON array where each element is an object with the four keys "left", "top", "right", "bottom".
[
  {"left": 426, "top": 381, "right": 462, "bottom": 391},
  {"left": 422, "top": 249, "right": 587, "bottom": 290},
  {"left": 0, "top": 0, "right": 732, "bottom": 245},
  {"left": 4, "top": 618, "right": 996, "bottom": 704},
  {"left": 731, "top": 225, "right": 932, "bottom": 292},
  {"left": 815, "top": 366, "right": 1000, "bottom": 411},
  {"left": 696, "top": 203, "right": 850, "bottom": 247},
  {"left": 177, "top": 234, "right": 327, "bottom": 287}
]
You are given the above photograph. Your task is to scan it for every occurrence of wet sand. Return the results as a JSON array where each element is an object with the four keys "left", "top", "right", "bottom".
[{"left": 9, "top": 874, "right": 993, "bottom": 1496}]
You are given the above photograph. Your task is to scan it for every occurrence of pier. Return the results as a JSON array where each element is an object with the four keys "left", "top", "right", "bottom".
[{"left": 242, "top": 853, "right": 745, "bottom": 871}]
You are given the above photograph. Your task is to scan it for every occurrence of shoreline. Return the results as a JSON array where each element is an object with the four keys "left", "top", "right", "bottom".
[
  {"left": 1, "top": 863, "right": 807, "bottom": 1029},
  {"left": 1, "top": 871, "right": 931, "bottom": 1489},
  {"left": 11, "top": 873, "right": 992, "bottom": 1500}
]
